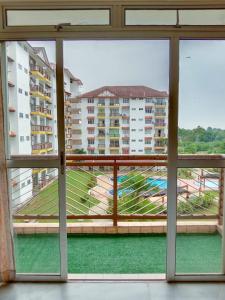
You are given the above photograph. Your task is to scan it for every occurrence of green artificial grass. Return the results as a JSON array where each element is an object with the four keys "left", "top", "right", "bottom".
[{"left": 14, "top": 233, "right": 221, "bottom": 274}]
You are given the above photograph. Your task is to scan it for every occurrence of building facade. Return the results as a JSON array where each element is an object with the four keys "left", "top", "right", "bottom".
[
  {"left": 71, "top": 86, "right": 168, "bottom": 155},
  {"left": 7, "top": 41, "right": 82, "bottom": 208}
]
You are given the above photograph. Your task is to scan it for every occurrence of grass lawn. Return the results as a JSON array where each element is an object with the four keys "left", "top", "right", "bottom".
[
  {"left": 14, "top": 233, "right": 221, "bottom": 274},
  {"left": 17, "top": 170, "right": 100, "bottom": 216}
]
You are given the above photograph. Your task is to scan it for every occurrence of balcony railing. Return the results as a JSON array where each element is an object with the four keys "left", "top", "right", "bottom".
[
  {"left": 32, "top": 142, "right": 53, "bottom": 150},
  {"left": 31, "top": 125, "right": 53, "bottom": 133},
  {"left": 11, "top": 155, "right": 223, "bottom": 227},
  {"left": 31, "top": 105, "right": 52, "bottom": 117}
]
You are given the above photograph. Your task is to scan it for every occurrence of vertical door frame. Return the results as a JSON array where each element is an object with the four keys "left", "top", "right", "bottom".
[{"left": 2, "top": 39, "right": 67, "bottom": 282}]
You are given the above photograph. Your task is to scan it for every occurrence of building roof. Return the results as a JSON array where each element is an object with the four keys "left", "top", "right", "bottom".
[
  {"left": 50, "top": 63, "right": 83, "bottom": 85},
  {"left": 77, "top": 86, "right": 168, "bottom": 99},
  {"left": 64, "top": 68, "right": 83, "bottom": 85},
  {"left": 32, "top": 47, "right": 51, "bottom": 67}
]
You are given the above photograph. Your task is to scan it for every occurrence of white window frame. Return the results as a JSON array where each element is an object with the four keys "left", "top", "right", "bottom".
[{"left": 1, "top": 0, "right": 225, "bottom": 283}]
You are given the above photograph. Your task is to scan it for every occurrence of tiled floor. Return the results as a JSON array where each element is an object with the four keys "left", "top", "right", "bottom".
[{"left": 0, "top": 282, "right": 225, "bottom": 300}]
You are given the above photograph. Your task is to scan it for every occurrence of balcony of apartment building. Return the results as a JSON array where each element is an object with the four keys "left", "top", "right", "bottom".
[
  {"left": 97, "top": 120, "right": 105, "bottom": 128},
  {"left": 30, "top": 65, "right": 51, "bottom": 85},
  {"left": 98, "top": 129, "right": 106, "bottom": 139},
  {"left": 109, "top": 99, "right": 120, "bottom": 107},
  {"left": 109, "top": 129, "right": 120, "bottom": 139},
  {"left": 31, "top": 142, "right": 53, "bottom": 154},
  {"left": 31, "top": 105, "right": 53, "bottom": 119},
  {"left": 109, "top": 120, "right": 120, "bottom": 128},
  {"left": 97, "top": 100, "right": 105, "bottom": 107},
  {"left": 155, "top": 121, "right": 166, "bottom": 128},
  {"left": 155, "top": 99, "right": 167, "bottom": 108},
  {"left": 65, "top": 117, "right": 72, "bottom": 129},
  {"left": 31, "top": 124, "right": 53, "bottom": 135},
  {"left": 97, "top": 108, "right": 106, "bottom": 119}
]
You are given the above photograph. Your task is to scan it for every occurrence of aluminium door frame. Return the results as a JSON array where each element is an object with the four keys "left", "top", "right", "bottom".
[
  {"left": 2, "top": 8, "right": 225, "bottom": 283},
  {"left": 2, "top": 38, "right": 67, "bottom": 282}
]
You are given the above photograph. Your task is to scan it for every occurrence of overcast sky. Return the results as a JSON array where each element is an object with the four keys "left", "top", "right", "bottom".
[{"left": 30, "top": 40, "right": 225, "bottom": 130}]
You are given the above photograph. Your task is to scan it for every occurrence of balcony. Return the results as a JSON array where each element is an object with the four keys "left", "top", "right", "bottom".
[
  {"left": 98, "top": 144, "right": 106, "bottom": 149},
  {"left": 155, "top": 112, "right": 166, "bottom": 117},
  {"left": 109, "top": 123, "right": 120, "bottom": 128},
  {"left": 155, "top": 123, "right": 166, "bottom": 128},
  {"left": 32, "top": 142, "right": 53, "bottom": 154},
  {"left": 30, "top": 66, "right": 51, "bottom": 84},
  {"left": 97, "top": 113, "right": 106, "bottom": 118},
  {"left": 10, "top": 155, "right": 224, "bottom": 275},
  {"left": 97, "top": 123, "right": 106, "bottom": 128},
  {"left": 31, "top": 105, "right": 52, "bottom": 119},
  {"left": 31, "top": 125, "right": 53, "bottom": 135}
]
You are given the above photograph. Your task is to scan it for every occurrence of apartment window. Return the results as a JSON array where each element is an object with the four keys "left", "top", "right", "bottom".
[
  {"left": 145, "top": 107, "right": 153, "bottom": 113},
  {"left": 20, "top": 136, "right": 24, "bottom": 142},
  {"left": 131, "top": 108, "right": 136, "bottom": 111},
  {"left": 88, "top": 98, "right": 94, "bottom": 103},
  {"left": 146, "top": 98, "right": 153, "bottom": 103},
  {"left": 88, "top": 139, "right": 94, "bottom": 145},
  {"left": 145, "top": 129, "right": 152, "bottom": 134},
  {"left": 139, "top": 118, "right": 143, "bottom": 121},
  {"left": 123, "top": 140, "right": 129, "bottom": 145},
  {"left": 25, "top": 91, "right": 28, "bottom": 96},
  {"left": 138, "top": 139, "right": 143, "bottom": 142},
  {"left": 24, "top": 67, "right": 28, "bottom": 74},
  {"left": 131, "top": 118, "right": 136, "bottom": 121},
  {"left": 18, "top": 88, "right": 22, "bottom": 94},
  {"left": 131, "top": 139, "right": 136, "bottom": 142},
  {"left": 87, "top": 107, "right": 94, "bottom": 114},
  {"left": 88, "top": 150, "right": 95, "bottom": 154},
  {"left": 26, "top": 136, "right": 30, "bottom": 141},
  {"left": 25, "top": 114, "right": 29, "bottom": 119},
  {"left": 88, "top": 118, "right": 94, "bottom": 124},
  {"left": 88, "top": 128, "right": 95, "bottom": 134},
  {"left": 145, "top": 118, "right": 152, "bottom": 124},
  {"left": 18, "top": 63, "right": 22, "bottom": 70},
  {"left": 27, "top": 179, "right": 31, "bottom": 185},
  {"left": 145, "top": 139, "right": 151, "bottom": 144},
  {"left": 19, "top": 112, "right": 23, "bottom": 118},
  {"left": 139, "top": 108, "right": 143, "bottom": 110},
  {"left": 139, "top": 129, "right": 143, "bottom": 132},
  {"left": 21, "top": 182, "right": 26, "bottom": 188},
  {"left": 131, "top": 149, "right": 136, "bottom": 152},
  {"left": 138, "top": 149, "right": 143, "bottom": 152},
  {"left": 123, "top": 98, "right": 129, "bottom": 103},
  {"left": 131, "top": 129, "right": 136, "bottom": 132}
]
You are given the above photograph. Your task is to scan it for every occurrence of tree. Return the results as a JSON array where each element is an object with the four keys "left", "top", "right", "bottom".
[{"left": 72, "top": 148, "right": 87, "bottom": 154}]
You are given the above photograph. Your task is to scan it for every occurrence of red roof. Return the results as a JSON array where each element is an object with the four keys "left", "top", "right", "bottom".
[{"left": 77, "top": 86, "right": 168, "bottom": 99}]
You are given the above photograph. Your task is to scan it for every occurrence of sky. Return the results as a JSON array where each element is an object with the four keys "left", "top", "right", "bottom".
[{"left": 30, "top": 40, "right": 225, "bottom": 130}]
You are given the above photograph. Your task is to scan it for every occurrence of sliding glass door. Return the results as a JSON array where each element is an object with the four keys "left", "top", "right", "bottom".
[{"left": 2, "top": 40, "right": 67, "bottom": 280}]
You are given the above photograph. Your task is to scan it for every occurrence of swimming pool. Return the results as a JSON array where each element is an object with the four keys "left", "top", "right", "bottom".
[{"left": 109, "top": 177, "right": 167, "bottom": 197}]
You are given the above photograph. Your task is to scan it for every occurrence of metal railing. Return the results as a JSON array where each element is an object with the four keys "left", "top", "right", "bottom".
[{"left": 10, "top": 155, "right": 223, "bottom": 225}]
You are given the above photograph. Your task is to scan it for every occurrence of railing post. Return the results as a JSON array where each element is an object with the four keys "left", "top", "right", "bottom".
[
  {"left": 219, "top": 168, "right": 224, "bottom": 226},
  {"left": 113, "top": 160, "right": 118, "bottom": 226}
]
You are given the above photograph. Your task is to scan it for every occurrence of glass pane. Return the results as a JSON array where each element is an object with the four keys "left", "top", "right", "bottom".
[
  {"left": 64, "top": 40, "right": 169, "bottom": 155},
  {"left": 7, "top": 9, "right": 110, "bottom": 26},
  {"left": 10, "top": 168, "right": 60, "bottom": 274},
  {"left": 179, "top": 9, "right": 225, "bottom": 25},
  {"left": 125, "top": 9, "right": 177, "bottom": 25},
  {"left": 179, "top": 40, "right": 225, "bottom": 155},
  {"left": 176, "top": 167, "right": 222, "bottom": 274},
  {"left": 63, "top": 40, "right": 169, "bottom": 277},
  {"left": 6, "top": 41, "right": 57, "bottom": 157}
]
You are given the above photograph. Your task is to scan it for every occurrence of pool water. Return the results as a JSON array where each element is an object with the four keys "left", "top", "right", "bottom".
[{"left": 109, "top": 177, "right": 167, "bottom": 197}]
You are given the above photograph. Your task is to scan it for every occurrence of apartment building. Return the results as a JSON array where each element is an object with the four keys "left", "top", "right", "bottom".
[
  {"left": 71, "top": 86, "right": 168, "bottom": 155},
  {"left": 7, "top": 42, "right": 81, "bottom": 208}
]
